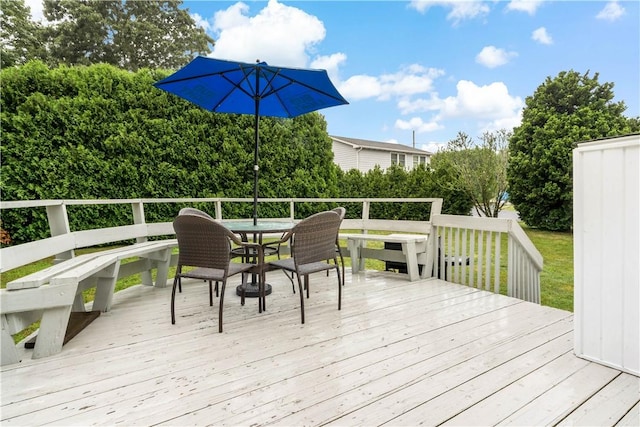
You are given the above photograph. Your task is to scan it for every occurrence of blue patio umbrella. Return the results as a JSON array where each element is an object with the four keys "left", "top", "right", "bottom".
[{"left": 153, "top": 56, "right": 348, "bottom": 224}]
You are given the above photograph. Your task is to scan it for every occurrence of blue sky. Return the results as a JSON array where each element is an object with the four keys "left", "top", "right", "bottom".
[{"left": 29, "top": 0, "right": 640, "bottom": 152}]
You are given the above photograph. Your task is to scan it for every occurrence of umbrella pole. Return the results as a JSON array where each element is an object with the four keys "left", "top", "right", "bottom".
[
  {"left": 252, "top": 64, "right": 262, "bottom": 226},
  {"left": 253, "top": 111, "right": 259, "bottom": 226}
]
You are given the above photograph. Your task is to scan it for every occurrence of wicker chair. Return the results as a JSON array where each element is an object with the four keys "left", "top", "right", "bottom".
[
  {"left": 268, "top": 210, "right": 342, "bottom": 324},
  {"left": 330, "top": 207, "right": 346, "bottom": 284},
  {"left": 176, "top": 207, "right": 216, "bottom": 293},
  {"left": 178, "top": 206, "right": 279, "bottom": 282},
  {"left": 178, "top": 207, "right": 214, "bottom": 219},
  {"left": 171, "top": 214, "right": 264, "bottom": 333}
]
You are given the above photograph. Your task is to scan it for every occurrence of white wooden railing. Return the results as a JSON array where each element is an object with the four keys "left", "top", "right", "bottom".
[
  {"left": 432, "top": 214, "right": 543, "bottom": 304},
  {"left": 1, "top": 198, "right": 542, "bottom": 303},
  {"left": 0, "top": 198, "right": 441, "bottom": 272}
]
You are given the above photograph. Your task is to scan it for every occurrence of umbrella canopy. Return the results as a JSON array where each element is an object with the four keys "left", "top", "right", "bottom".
[{"left": 153, "top": 56, "right": 348, "bottom": 224}]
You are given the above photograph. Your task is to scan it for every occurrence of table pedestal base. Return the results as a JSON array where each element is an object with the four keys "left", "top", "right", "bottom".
[{"left": 236, "top": 283, "right": 272, "bottom": 298}]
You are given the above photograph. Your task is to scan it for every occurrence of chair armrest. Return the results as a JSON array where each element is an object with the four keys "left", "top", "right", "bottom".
[
  {"left": 272, "top": 230, "right": 294, "bottom": 245},
  {"left": 235, "top": 241, "right": 264, "bottom": 264}
]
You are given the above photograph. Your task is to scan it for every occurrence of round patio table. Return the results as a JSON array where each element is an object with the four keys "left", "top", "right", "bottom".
[{"left": 222, "top": 220, "right": 296, "bottom": 298}]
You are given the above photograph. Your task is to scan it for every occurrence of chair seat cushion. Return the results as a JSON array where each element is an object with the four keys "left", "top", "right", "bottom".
[
  {"left": 270, "top": 258, "right": 335, "bottom": 276},
  {"left": 182, "top": 262, "right": 254, "bottom": 281}
]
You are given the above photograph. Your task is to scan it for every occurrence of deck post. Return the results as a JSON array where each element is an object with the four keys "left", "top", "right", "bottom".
[{"left": 46, "top": 203, "right": 74, "bottom": 264}]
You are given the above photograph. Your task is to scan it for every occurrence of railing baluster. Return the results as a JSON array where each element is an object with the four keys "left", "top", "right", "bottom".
[
  {"left": 469, "top": 228, "right": 476, "bottom": 287},
  {"left": 453, "top": 227, "right": 461, "bottom": 283},
  {"left": 461, "top": 228, "right": 468, "bottom": 286},
  {"left": 477, "top": 230, "right": 483, "bottom": 290},
  {"left": 494, "top": 231, "right": 501, "bottom": 294}
]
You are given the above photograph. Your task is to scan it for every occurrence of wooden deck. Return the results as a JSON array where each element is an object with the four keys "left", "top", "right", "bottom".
[{"left": 1, "top": 270, "right": 638, "bottom": 426}]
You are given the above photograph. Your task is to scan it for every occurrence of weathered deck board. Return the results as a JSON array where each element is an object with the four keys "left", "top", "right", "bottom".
[{"left": 1, "top": 271, "right": 637, "bottom": 426}]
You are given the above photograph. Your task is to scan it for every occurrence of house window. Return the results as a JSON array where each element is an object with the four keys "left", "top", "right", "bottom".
[
  {"left": 392, "top": 153, "right": 405, "bottom": 166},
  {"left": 413, "top": 155, "right": 419, "bottom": 167}
]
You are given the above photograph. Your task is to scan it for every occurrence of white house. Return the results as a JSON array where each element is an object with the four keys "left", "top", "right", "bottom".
[{"left": 331, "top": 135, "right": 432, "bottom": 173}]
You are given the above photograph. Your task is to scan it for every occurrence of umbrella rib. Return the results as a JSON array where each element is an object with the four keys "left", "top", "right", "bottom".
[
  {"left": 154, "top": 68, "right": 237, "bottom": 86},
  {"left": 261, "top": 71, "right": 348, "bottom": 117},
  {"left": 216, "top": 73, "right": 254, "bottom": 106}
]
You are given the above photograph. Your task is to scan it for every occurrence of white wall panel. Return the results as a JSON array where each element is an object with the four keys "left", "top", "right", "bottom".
[{"left": 573, "top": 134, "right": 639, "bottom": 376}]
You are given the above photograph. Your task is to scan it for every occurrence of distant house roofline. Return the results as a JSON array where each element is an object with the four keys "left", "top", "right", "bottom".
[{"left": 331, "top": 135, "right": 433, "bottom": 155}]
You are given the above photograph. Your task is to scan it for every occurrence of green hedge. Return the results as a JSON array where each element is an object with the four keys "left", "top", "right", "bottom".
[{"left": 1, "top": 61, "right": 471, "bottom": 244}]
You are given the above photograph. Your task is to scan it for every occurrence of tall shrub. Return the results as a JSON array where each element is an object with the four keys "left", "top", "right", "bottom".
[
  {"left": 508, "top": 70, "right": 635, "bottom": 231},
  {"left": 0, "top": 61, "right": 340, "bottom": 243}
]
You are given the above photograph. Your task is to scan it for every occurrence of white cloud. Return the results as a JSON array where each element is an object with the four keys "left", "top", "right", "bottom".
[
  {"left": 397, "top": 93, "right": 443, "bottom": 115},
  {"left": 192, "top": 13, "right": 213, "bottom": 33},
  {"left": 505, "top": 0, "right": 544, "bottom": 15},
  {"left": 479, "top": 110, "right": 524, "bottom": 134},
  {"left": 395, "top": 117, "right": 443, "bottom": 133},
  {"left": 476, "top": 46, "right": 518, "bottom": 68},
  {"left": 409, "top": 1, "right": 490, "bottom": 24},
  {"left": 393, "top": 79, "right": 523, "bottom": 135},
  {"left": 339, "top": 75, "right": 383, "bottom": 101},
  {"left": 437, "top": 80, "right": 523, "bottom": 122},
  {"left": 338, "top": 65, "right": 444, "bottom": 101},
  {"left": 421, "top": 141, "right": 447, "bottom": 153},
  {"left": 311, "top": 53, "right": 347, "bottom": 84},
  {"left": 596, "top": 1, "right": 625, "bottom": 22},
  {"left": 210, "top": 0, "right": 326, "bottom": 67},
  {"left": 532, "top": 27, "right": 553, "bottom": 45}
]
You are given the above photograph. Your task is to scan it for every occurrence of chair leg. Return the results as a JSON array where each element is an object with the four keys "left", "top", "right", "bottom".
[
  {"left": 171, "top": 276, "right": 180, "bottom": 324},
  {"left": 259, "top": 270, "right": 266, "bottom": 313},
  {"left": 304, "top": 275, "right": 310, "bottom": 299},
  {"left": 209, "top": 281, "right": 213, "bottom": 306},
  {"left": 338, "top": 248, "right": 345, "bottom": 286},
  {"left": 218, "top": 281, "right": 226, "bottom": 333},
  {"left": 296, "top": 275, "right": 305, "bottom": 324},
  {"left": 336, "top": 264, "right": 342, "bottom": 310}
]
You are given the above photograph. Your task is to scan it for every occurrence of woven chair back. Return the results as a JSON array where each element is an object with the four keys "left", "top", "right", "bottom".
[
  {"left": 331, "top": 207, "right": 346, "bottom": 221},
  {"left": 173, "top": 214, "right": 232, "bottom": 270},
  {"left": 178, "top": 207, "right": 214, "bottom": 220},
  {"left": 291, "top": 210, "right": 341, "bottom": 266}
]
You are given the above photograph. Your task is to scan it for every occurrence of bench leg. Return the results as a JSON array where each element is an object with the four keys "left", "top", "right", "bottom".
[
  {"left": 153, "top": 248, "right": 173, "bottom": 288},
  {"left": 420, "top": 238, "right": 435, "bottom": 280},
  {"left": 347, "top": 239, "right": 364, "bottom": 274},
  {"left": 1, "top": 316, "right": 20, "bottom": 365},
  {"left": 401, "top": 241, "right": 420, "bottom": 281},
  {"left": 141, "top": 266, "right": 154, "bottom": 287},
  {"left": 32, "top": 305, "right": 72, "bottom": 359},
  {"left": 92, "top": 262, "right": 121, "bottom": 312}
]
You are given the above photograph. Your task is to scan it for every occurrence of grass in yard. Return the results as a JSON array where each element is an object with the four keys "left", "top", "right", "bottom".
[{"left": 521, "top": 225, "right": 574, "bottom": 312}]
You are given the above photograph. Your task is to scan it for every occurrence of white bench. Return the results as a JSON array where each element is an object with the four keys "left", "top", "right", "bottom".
[
  {"left": 345, "top": 233, "right": 432, "bottom": 281},
  {"left": 1, "top": 240, "right": 177, "bottom": 365}
]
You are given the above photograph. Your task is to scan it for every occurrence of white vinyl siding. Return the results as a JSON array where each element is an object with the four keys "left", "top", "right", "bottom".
[
  {"left": 573, "top": 134, "right": 640, "bottom": 376},
  {"left": 332, "top": 140, "right": 357, "bottom": 171},
  {"left": 331, "top": 137, "right": 431, "bottom": 173}
]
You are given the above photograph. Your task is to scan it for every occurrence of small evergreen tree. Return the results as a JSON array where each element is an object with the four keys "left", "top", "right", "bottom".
[{"left": 508, "top": 70, "right": 635, "bottom": 231}]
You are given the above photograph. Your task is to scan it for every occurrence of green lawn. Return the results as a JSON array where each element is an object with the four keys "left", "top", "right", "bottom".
[{"left": 521, "top": 225, "right": 574, "bottom": 312}]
